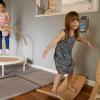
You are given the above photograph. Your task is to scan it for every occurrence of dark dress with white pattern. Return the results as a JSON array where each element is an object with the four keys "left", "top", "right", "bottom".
[{"left": 54, "top": 31, "right": 76, "bottom": 74}]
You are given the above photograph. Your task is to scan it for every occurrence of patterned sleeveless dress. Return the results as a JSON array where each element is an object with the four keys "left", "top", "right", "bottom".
[{"left": 54, "top": 31, "right": 76, "bottom": 74}]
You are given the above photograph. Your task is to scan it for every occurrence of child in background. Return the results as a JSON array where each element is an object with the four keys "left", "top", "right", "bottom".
[
  {"left": 43, "top": 11, "right": 94, "bottom": 94},
  {"left": 0, "top": 0, "right": 10, "bottom": 54}
]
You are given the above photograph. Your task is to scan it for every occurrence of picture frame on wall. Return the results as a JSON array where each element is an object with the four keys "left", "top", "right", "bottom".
[{"left": 80, "top": 16, "right": 89, "bottom": 34}]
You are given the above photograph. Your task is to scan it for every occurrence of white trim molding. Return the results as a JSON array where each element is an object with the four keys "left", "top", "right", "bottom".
[
  {"left": 29, "top": 64, "right": 95, "bottom": 86},
  {"left": 86, "top": 80, "right": 96, "bottom": 86}
]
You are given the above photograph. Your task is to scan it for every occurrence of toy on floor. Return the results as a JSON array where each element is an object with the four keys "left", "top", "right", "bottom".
[
  {"left": 0, "top": 25, "right": 27, "bottom": 76},
  {"left": 0, "top": 56, "right": 25, "bottom": 76},
  {"left": 37, "top": 74, "right": 86, "bottom": 100}
]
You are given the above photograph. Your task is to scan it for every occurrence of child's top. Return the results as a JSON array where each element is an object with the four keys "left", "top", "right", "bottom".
[{"left": 0, "top": 11, "right": 9, "bottom": 36}]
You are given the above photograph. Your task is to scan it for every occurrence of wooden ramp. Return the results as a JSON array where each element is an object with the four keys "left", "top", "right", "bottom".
[{"left": 37, "top": 74, "right": 86, "bottom": 100}]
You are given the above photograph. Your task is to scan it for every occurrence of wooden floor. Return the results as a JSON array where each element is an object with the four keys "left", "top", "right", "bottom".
[{"left": 9, "top": 84, "right": 93, "bottom": 100}]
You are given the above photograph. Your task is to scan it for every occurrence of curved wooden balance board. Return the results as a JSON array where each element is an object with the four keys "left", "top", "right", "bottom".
[
  {"left": 37, "top": 89, "right": 64, "bottom": 100},
  {"left": 37, "top": 74, "right": 86, "bottom": 100},
  {"left": 57, "top": 74, "right": 86, "bottom": 100}
]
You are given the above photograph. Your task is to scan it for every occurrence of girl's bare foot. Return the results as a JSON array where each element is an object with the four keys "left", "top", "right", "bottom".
[
  {"left": 68, "top": 85, "right": 76, "bottom": 92},
  {"left": 51, "top": 89, "right": 57, "bottom": 94}
]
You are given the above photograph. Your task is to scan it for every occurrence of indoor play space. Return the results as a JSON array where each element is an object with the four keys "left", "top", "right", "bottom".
[{"left": 0, "top": 0, "right": 100, "bottom": 100}]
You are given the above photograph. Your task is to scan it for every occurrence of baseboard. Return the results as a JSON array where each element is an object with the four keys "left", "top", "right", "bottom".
[
  {"left": 29, "top": 64, "right": 95, "bottom": 86},
  {"left": 86, "top": 80, "right": 95, "bottom": 86},
  {"left": 29, "top": 64, "right": 58, "bottom": 74}
]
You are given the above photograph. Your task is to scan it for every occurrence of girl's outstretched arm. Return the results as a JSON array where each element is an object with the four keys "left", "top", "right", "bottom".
[
  {"left": 43, "top": 31, "right": 65, "bottom": 59},
  {"left": 77, "top": 36, "right": 94, "bottom": 49}
]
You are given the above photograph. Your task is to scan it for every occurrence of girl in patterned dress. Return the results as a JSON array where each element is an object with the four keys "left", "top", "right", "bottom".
[
  {"left": 0, "top": 0, "right": 10, "bottom": 54},
  {"left": 43, "top": 11, "right": 93, "bottom": 94}
]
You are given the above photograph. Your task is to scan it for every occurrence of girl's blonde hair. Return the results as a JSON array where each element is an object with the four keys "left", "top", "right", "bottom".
[{"left": 64, "top": 11, "right": 80, "bottom": 40}]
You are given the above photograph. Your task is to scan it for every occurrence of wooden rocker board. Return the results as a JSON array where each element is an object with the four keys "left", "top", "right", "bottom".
[
  {"left": 36, "top": 74, "right": 86, "bottom": 100},
  {"left": 37, "top": 89, "right": 64, "bottom": 100},
  {"left": 57, "top": 74, "right": 86, "bottom": 100}
]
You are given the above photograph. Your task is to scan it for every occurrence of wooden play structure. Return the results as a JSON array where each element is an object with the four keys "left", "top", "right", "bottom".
[
  {"left": 89, "top": 60, "right": 100, "bottom": 100},
  {"left": 37, "top": 74, "right": 86, "bottom": 100}
]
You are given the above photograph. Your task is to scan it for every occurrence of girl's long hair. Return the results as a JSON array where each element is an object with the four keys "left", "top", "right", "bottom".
[
  {"left": 64, "top": 11, "right": 80, "bottom": 40},
  {"left": 0, "top": 0, "right": 6, "bottom": 8}
]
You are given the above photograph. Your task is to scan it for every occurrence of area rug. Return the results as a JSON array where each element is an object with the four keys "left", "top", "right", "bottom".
[
  {"left": 0, "top": 76, "right": 40, "bottom": 100},
  {"left": 0, "top": 64, "right": 40, "bottom": 79},
  {"left": 18, "top": 70, "right": 55, "bottom": 87},
  {"left": 0, "top": 64, "right": 55, "bottom": 100}
]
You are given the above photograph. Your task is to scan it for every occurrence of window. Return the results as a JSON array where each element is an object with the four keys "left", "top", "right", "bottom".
[
  {"left": 61, "top": 0, "right": 99, "bottom": 13},
  {"left": 35, "top": 0, "right": 99, "bottom": 17}
]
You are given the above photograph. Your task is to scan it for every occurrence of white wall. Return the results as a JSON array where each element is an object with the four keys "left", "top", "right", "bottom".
[
  {"left": 9, "top": 0, "right": 100, "bottom": 81},
  {"left": 10, "top": 0, "right": 64, "bottom": 70},
  {"left": 4, "top": 0, "right": 11, "bottom": 11}
]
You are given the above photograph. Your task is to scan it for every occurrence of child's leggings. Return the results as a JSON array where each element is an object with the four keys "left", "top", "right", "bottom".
[{"left": 0, "top": 31, "right": 9, "bottom": 49}]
